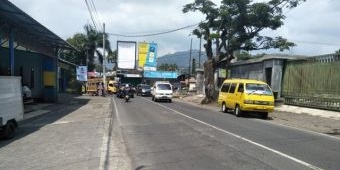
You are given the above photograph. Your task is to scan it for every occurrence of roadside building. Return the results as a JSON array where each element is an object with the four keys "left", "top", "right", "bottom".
[{"left": 0, "top": 1, "right": 77, "bottom": 102}]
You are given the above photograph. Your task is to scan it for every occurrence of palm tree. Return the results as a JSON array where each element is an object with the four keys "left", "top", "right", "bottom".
[
  {"left": 63, "top": 24, "right": 113, "bottom": 72},
  {"left": 83, "top": 24, "right": 112, "bottom": 72}
]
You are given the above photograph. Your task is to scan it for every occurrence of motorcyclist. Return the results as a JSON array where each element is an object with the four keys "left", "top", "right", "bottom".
[{"left": 124, "top": 84, "right": 131, "bottom": 96}]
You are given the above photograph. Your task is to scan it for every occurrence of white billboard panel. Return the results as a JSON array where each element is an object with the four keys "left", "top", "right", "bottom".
[{"left": 117, "top": 41, "right": 136, "bottom": 69}]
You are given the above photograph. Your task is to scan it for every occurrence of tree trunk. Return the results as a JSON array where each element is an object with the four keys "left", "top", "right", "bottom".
[{"left": 201, "top": 58, "right": 215, "bottom": 104}]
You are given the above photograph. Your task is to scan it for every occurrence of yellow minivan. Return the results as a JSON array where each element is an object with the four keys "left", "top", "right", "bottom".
[
  {"left": 217, "top": 79, "right": 275, "bottom": 119},
  {"left": 107, "top": 80, "right": 118, "bottom": 94}
]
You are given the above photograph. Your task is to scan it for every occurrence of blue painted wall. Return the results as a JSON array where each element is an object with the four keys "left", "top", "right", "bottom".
[{"left": 0, "top": 47, "right": 57, "bottom": 101}]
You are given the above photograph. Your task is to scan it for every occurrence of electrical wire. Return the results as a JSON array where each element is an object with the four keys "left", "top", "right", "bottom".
[
  {"left": 84, "top": 0, "right": 98, "bottom": 30},
  {"left": 89, "top": 0, "right": 102, "bottom": 30},
  {"left": 108, "top": 23, "right": 200, "bottom": 37}
]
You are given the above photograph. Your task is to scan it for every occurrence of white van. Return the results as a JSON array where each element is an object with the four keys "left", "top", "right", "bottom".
[
  {"left": 0, "top": 76, "right": 24, "bottom": 139},
  {"left": 151, "top": 81, "right": 173, "bottom": 102}
]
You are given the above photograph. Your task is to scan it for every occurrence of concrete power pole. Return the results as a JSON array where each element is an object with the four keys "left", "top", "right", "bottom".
[
  {"left": 102, "top": 23, "right": 106, "bottom": 89},
  {"left": 189, "top": 38, "right": 192, "bottom": 75}
]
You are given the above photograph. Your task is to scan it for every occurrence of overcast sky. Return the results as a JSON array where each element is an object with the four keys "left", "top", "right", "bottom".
[{"left": 9, "top": 0, "right": 340, "bottom": 57}]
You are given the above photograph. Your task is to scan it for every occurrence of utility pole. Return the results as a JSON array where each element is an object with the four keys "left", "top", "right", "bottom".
[
  {"left": 189, "top": 38, "right": 192, "bottom": 75},
  {"left": 102, "top": 23, "right": 106, "bottom": 89},
  {"left": 198, "top": 35, "right": 202, "bottom": 68}
]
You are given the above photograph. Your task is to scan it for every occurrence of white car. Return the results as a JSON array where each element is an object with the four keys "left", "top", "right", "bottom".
[{"left": 151, "top": 81, "right": 173, "bottom": 102}]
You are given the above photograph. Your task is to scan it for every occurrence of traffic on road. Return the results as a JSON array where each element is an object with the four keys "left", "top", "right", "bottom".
[{"left": 2, "top": 92, "right": 339, "bottom": 170}]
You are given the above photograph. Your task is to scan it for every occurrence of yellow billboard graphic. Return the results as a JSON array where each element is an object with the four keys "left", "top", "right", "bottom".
[{"left": 138, "top": 42, "right": 149, "bottom": 68}]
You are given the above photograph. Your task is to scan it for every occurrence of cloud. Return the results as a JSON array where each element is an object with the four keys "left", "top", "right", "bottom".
[{"left": 8, "top": 0, "right": 340, "bottom": 57}]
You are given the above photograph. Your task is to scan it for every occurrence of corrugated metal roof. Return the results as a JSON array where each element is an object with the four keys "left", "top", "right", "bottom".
[{"left": 0, "top": 0, "right": 76, "bottom": 57}]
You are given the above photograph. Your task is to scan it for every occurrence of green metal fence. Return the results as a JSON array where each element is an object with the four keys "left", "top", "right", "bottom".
[{"left": 282, "top": 54, "right": 340, "bottom": 111}]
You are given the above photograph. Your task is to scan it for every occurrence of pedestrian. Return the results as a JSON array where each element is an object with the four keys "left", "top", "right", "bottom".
[{"left": 97, "top": 82, "right": 104, "bottom": 96}]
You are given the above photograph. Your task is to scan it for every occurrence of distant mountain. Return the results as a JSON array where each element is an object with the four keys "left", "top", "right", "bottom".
[{"left": 157, "top": 50, "right": 207, "bottom": 70}]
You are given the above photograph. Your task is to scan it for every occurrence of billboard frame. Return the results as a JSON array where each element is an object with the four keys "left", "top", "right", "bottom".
[{"left": 117, "top": 41, "right": 137, "bottom": 70}]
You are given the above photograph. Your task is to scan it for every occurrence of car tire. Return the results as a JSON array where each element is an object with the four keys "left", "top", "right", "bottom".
[
  {"left": 169, "top": 99, "right": 172, "bottom": 103},
  {"left": 261, "top": 112, "right": 268, "bottom": 119},
  {"left": 221, "top": 103, "right": 227, "bottom": 113},
  {"left": 234, "top": 105, "right": 242, "bottom": 117},
  {"left": 1, "top": 121, "right": 16, "bottom": 140}
]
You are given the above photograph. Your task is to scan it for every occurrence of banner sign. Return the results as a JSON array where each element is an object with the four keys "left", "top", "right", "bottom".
[
  {"left": 144, "top": 71, "right": 177, "bottom": 79},
  {"left": 76, "top": 66, "right": 88, "bottom": 81},
  {"left": 218, "top": 68, "right": 227, "bottom": 78}
]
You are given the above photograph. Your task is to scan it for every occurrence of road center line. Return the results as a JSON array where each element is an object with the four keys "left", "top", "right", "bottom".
[{"left": 144, "top": 98, "right": 323, "bottom": 170}]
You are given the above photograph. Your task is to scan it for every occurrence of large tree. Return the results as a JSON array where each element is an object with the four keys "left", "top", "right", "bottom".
[
  {"left": 183, "top": 0, "right": 305, "bottom": 103},
  {"left": 63, "top": 24, "right": 112, "bottom": 72}
]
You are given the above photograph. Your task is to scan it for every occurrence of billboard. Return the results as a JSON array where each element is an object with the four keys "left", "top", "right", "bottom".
[
  {"left": 138, "top": 42, "right": 148, "bottom": 68},
  {"left": 138, "top": 42, "right": 158, "bottom": 69},
  {"left": 145, "top": 43, "right": 157, "bottom": 67},
  {"left": 117, "top": 41, "right": 136, "bottom": 69}
]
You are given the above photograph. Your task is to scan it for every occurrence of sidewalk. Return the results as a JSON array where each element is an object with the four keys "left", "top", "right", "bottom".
[
  {"left": 176, "top": 94, "right": 340, "bottom": 120},
  {"left": 275, "top": 105, "right": 340, "bottom": 120},
  {"left": 22, "top": 93, "right": 91, "bottom": 122}
]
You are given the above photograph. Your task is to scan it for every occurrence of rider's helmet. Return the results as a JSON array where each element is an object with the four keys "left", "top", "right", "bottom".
[{"left": 125, "top": 84, "right": 129, "bottom": 88}]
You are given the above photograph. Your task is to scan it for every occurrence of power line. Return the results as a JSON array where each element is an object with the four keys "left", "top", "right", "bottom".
[
  {"left": 84, "top": 0, "right": 98, "bottom": 30},
  {"left": 108, "top": 23, "right": 199, "bottom": 37},
  {"left": 89, "top": 0, "right": 102, "bottom": 30},
  {"left": 291, "top": 39, "right": 340, "bottom": 46}
]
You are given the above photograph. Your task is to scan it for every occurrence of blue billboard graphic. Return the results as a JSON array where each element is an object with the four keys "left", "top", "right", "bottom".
[
  {"left": 145, "top": 43, "right": 157, "bottom": 67},
  {"left": 144, "top": 71, "right": 178, "bottom": 79}
]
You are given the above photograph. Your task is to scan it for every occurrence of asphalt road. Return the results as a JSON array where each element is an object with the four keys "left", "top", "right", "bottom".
[
  {"left": 1, "top": 94, "right": 339, "bottom": 170},
  {"left": 114, "top": 95, "right": 340, "bottom": 170}
]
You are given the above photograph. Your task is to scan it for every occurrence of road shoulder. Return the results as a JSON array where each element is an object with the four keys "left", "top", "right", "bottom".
[{"left": 175, "top": 95, "right": 340, "bottom": 139}]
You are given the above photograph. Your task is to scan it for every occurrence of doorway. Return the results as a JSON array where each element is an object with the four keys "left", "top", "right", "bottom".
[{"left": 265, "top": 67, "right": 272, "bottom": 87}]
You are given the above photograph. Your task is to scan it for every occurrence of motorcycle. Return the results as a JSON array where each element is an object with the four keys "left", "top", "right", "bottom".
[{"left": 125, "top": 94, "right": 130, "bottom": 102}]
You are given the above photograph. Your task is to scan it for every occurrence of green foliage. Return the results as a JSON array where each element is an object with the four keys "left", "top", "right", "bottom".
[
  {"left": 62, "top": 24, "right": 112, "bottom": 71},
  {"left": 236, "top": 51, "right": 266, "bottom": 61},
  {"left": 157, "top": 63, "right": 178, "bottom": 71},
  {"left": 62, "top": 34, "right": 87, "bottom": 66},
  {"left": 236, "top": 51, "right": 252, "bottom": 60},
  {"left": 183, "top": 0, "right": 305, "bottom": 62},
  {"left": 335, "top": 49, "right": 340, "bottom": 55},
  {"left": 183, "top": 0, "right": 305, "bottom": 101}
]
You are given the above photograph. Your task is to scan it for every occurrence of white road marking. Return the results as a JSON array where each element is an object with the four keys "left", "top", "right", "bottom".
[
  {"left": 144, "top": 98, "right": 323, "bottom": 170},
  {"left": 112, "top": 97, "right": 121, "bottom": 124},
  {"left": 99, "top": 123, "right": 109, "bottom": 170},
  {"left": 99, "top": 98, "right": 116, "bottom": 170}
]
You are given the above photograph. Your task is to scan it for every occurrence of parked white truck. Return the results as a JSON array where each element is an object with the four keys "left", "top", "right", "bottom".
[{"left": 0, "top": 76, "right": 24, "bottom": 139}]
